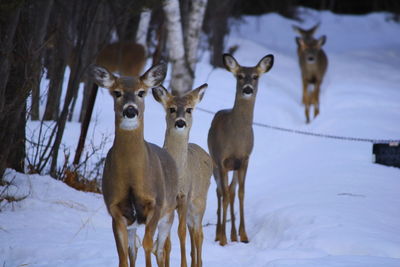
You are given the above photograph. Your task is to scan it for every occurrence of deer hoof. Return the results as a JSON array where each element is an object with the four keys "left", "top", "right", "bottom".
[
  {"left": 219, "top": 236, "right": 228, "bottom": 246},
  {"left": 240, "top": 233, "right": 249, "bottom": 243},
  {"left": 231, "top": 233, "right": 238, "bottom": 242}
]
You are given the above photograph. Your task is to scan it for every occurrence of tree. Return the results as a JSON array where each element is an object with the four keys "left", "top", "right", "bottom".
[{"left": 163, "top": 0, "right": 208, "bottom": 95}]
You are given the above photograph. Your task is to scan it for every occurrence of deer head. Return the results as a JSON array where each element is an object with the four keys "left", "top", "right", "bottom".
[
  {"left": 222, "top": 54, "right": 274, "bottom": 100},
  {"left": 292, "top": 23, "right": 320, "bottom": 42},
  {"left": 296, "top": 35, "right": 327, "bottom": 64},
  {"left": 152, "top": 84, "right": 208, "bottom": 133},
  {"left": 91, "top": 64, "right": 167, "bottom": 131}
]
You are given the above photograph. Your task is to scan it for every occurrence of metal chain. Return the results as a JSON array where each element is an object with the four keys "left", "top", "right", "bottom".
[{"left": 196, "top": 107, "right": 400, "bottom": 144}]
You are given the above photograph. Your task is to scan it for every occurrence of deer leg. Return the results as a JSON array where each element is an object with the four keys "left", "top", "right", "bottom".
[
  {"left": 143, "top": 210, "right": 159, "bottom": 267},
  {"left": 177, "top": 197, "right": 188, "bottom": 267},
  {"left": 229, "top": 171, "right": 238, "bottom": 242},
  {"left": 195, "top": 221, "right": 204, "bottom": 267},
  {"left": 164, "top": 235, "right": 171, "bottom": 267},
  {"left": 313, "top": 81, "right": 321, "bottom": 118},
  {"left": 304, "top": 87, "right": 311, "bottom": 124},
  {"left": 155, "top": 212, "right": 174, "bottom": 267},
  {"left": 128, "top": 226, "right": 140, "bottom": 267},
  {"left": 238, "top": 161, "right": 249, "bottom": 243},
  {"left": 213, "top": 167, "right": 222, "bottom": 242},
  {"left": 302, "top": 77, "right": 308, "bottom": 105},
  {"left": 110, "top": 206, "right": 129, "bottom": 267},
  {"left": 188, "top": 224, "right": 196, "bottom": 267},
  {"left": 219, "top": 168, "right": 229, "bottom": 246}
]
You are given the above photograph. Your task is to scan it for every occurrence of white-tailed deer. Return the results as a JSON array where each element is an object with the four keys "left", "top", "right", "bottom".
[
  {"left": 207, "top": 54, "right": 274, "bottom": 246},
  {"left": 294, "top": 33, "right": 328, "bottom": 123},
  {"left": 92, "top": 63, "right": 178, "bottom": 267},
  {"left": 95, "top": 42, "right": 146, "bottom": 77},
  {"left": 292, "top": 23, "right": 320, "bottom": 44},
  {"left": 292, "top": 23, "right": 319, "bottom": 105},
  {"left": 68, "top": 41, "right": 146, "bottom": 80},
  {"left": 152, "top": 84, "right": 212, "bottom": 267}
]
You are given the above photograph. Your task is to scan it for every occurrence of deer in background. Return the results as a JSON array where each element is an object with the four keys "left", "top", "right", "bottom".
[
  {"left": 66, "top": 41, "right": 146, "bottom": 81},
  {"left": 208, "top": 54, "right": 274, "bottom": 246},
  {"left": 152, "top": 84, "right": 213, "bottom": 267},
  {"left": 91, "top": 63, "right": 178, "bottom": 267},
  {"left": 95, "top": 41, "right": 146, "bottom": 77},
  {"left": 293, "top": 24, "right": 328, "bottom": 123},
  {"left": 292, "top": 23, "right": 320, "bottom": 46}
]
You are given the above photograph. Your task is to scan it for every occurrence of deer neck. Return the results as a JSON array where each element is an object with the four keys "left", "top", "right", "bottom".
[
  {"left": 232, "top": 92, "right": 256, "bottom": 125},
  {"left": 163, "top": 127, "right": 189, "bottom": 173},
  {"left": 113, "top": 121, "right": 146, "bottom": 160}
]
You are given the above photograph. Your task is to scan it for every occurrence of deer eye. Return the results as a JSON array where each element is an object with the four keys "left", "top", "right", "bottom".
[
  {"left": 137, "top": 90, "right": 145, "bottom": 98},
  {"left": 252, "top": 75, "right": 258, "bottom": 80},
  {"left": 186, "top": 108, "right": 193, "bottom": 114},
  {"left": 169, "top": 107, "right": 176, "bottom": 113},
  {"left": 113, "top": 90, "right": 122, "bottom": 98},
  {"left": 237, "top": 74, "right": 245, "bottom": 80}
]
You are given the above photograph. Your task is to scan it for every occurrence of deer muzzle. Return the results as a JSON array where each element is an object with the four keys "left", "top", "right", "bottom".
[
  {"left": 175, "top": 119, "right": 187, "bottom": 129},
  {"left": 242, "top": 85, "right": 254, "bottom": 96},
  {"left": 123, "top": 105, "right": 138, "bottom": 119}
]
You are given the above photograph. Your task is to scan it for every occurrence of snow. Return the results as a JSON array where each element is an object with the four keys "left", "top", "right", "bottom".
[{"left": 2, "top": 9, "right": 400, "bottom": 267}]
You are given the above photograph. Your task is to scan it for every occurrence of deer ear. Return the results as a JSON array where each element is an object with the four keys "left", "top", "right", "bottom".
[
  {"left": 222, "top": 54, "right": 240, "bottom": 74},
  {"left": 257, "top": 54, "right": 274, "bottom": 74},
  {"left": 141, "top": 63, "right": 167, "bottom": 88},
  {"left": 292, "top": 25, "right": 301, "bottom": 34},
  {"left": 296, "top": 37, "right": 306, "bottom": 48},
  {"left": 151, "top": 85, "right": 171, "bottom": 106},
  {"left": 318, "top": 35, "right": 327, "bottom": 47},
  {"left": 91, "top": 65, "right": 116, "bottom": 88},
  {"left": 191, "top": 83, "right": 208, "bottom": 104},
  {"left": 309, "top": 23, "right": 320, "bottom": 35}
]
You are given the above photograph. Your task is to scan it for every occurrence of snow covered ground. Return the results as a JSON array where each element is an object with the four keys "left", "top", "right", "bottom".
[{"left": 1, "top": 9, "right": 400, "bottom": 267}]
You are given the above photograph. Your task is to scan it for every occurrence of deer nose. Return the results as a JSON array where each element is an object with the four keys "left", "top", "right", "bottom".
[
  {"left": 123, "top": 105, "right": 138, "bottom": 118},
  {"left": 242, "top": 86, "right": 253, "bottom": 95},
  {"left": 307, "top": 56, "right": 315, "bottom": 62},
  {"left": 175, "top": 119, "right": 187, "bottom": 129}
]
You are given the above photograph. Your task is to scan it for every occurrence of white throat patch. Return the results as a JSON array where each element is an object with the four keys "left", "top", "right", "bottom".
[
  {"left": 241, "top": 93, "right": 253, "bottom": 99},
  {"left": 120, "top": 117, "right": 139, "bottom": 130}
]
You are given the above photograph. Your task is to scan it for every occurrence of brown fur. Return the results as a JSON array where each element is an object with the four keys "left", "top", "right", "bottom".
[
  {"left": 92, "top": 64, "right": 178, "bottom": 267},
  {"left": 152, "top": 84, "right": 212, "bottom": 267},
  {"left": 293, "top": 24, "right": 328, "bottom": 123},
  {"left": 96, "top": 42, "right": 146, "bottom": 77},
  {"left": 207, "top": 54, "right": 274, "bottom": 246}
]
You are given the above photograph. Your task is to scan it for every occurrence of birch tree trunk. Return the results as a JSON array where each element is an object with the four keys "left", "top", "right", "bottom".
[
  {"left": 163, "top": 0, "right": 192, "bottom": 95},
  {"left": 163, "top": 0, "right": 208, "bottom": 95},
  {"left": 135, "top": 8, "right": 151, "bottom": 52},
  {"left": 184, "top": 0, "right": 208, "bottom": 83}
]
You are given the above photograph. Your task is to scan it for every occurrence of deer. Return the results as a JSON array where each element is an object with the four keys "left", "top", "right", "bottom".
[
  {"left": 292, "top": 23, "right": 320, "bottom": 45},
  {"left": 95, "top": 41, "right": 146, "bottom": 77},
  {"left": 91, "top": 63, "right": 178, "bottom": 267},
  {"left": 152, "top": 84, "right": 213, "bottom": 267},
  {"left": 207, "top": 53, "right": 274, "bottom": 246},
  {"left": 66, "top": 41, "right": 146, "bottom": 82},
  {"left": 292, "top": 23, "right": 320, "bottom": 105},
  {"left": 293, "top": 28, "right": 328, "bottom": 123}
]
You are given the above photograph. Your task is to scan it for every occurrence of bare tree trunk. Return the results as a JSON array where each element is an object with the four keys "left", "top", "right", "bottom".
[
  {"left": 163, "top": 0, "right": 192, "bottom": 95},
  {"left": 152, "top": 11, "right": 168, "bottom": 65},
  {"left": 50, "top": 1, "right": 100, "bottom": 176},
  {"left": 204, "top": 0, "right": 236, "bottom": 68},
  {"left": 79, "top": 3, "right": 113, "bottom": 122},
  {"left": 0, "top": 3, "right": 32, "bottom": 179},
  {"left": 0, "top": 5, "right": 21, "bottom": 119},
  {"left": 184, "top": 0, "right": 208, "bottom": 88},
  {"left": 43, "top": 3, "right": 71, "bottom": 121},
  {"left": 136, "top": 8, "right": 151, "bottom": 51},
  {"left": 30, "top": 0, "right": 54, "bottom": 121}
]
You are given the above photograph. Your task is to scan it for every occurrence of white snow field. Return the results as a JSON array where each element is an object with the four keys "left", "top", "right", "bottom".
[{"left": 1, "top": 9, "right": 400, "bottom": 267}]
